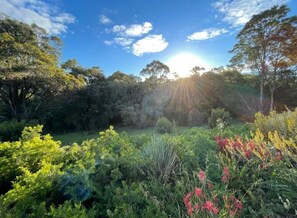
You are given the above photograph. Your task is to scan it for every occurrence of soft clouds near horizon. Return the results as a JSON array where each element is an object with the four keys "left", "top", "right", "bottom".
[
  {"left": 0, "top": 0, "right": 75, "bottom": 34},
  {"left": 187, "top": 28, "right": 228, "bottom": 41},
  {"left": 212, "top": 0, "right": 289, "bottom": 27}
]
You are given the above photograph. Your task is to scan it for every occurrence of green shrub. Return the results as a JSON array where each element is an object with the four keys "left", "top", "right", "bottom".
[
  {"left": 156, "top": 117, "right": 173, "bottom": 134},
  {"left": 0, "top": 119, "right": 38, "bottom": 142},
  {"left": 208, "top": 108, "right": 231, "bottom": 129},
  {"left": 176, "top": 128, "right": 217, "bottom": 170}
]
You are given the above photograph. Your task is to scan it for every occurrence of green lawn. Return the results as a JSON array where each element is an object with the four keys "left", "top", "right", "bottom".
[{"left": 52, "top": 125, "right": 194, "bottom": 145}]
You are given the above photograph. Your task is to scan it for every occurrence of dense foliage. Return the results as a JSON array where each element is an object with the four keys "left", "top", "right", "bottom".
[
  {"left": 208, "top": 108, "right": 231, "bottom": 129},
  {"left": 0, "top": 110, "right": 296, "bottom": 217},
  {"left": 1, "top": 6, "right": 297, "bottom": 133}
]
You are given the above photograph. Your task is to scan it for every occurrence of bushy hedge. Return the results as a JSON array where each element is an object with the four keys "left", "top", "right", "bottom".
[{"left": 156, "top": 117, "right": 173, "bottom": 134}]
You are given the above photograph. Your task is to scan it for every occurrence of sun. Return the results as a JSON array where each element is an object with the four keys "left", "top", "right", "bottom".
[{"left": 166, "top": 53, "right": 209, "bottom": 78}]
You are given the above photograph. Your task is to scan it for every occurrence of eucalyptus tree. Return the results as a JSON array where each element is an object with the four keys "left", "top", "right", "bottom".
[
  {"left": 230, "top": 5, "right": 297, "bottom": 112},
  {"left": 0, "top": 17, "right": 81, "bottom": 119},
  {"left": 140, "top": 60, "right": 170, "bottom": 89}
]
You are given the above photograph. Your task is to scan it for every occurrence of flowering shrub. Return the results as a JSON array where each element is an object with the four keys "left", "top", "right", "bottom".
[
  {"left": 215, "top": 128, "right": 297, "bottom": 164},
  {"left": 252, "top": 109, "right": 297, "bottom": 140},
  {"left": 213, "top": 111, "right": 297, "bottom": 217},
  {"left": 183, "top": 169, "right": 243, "bottom": 217}
]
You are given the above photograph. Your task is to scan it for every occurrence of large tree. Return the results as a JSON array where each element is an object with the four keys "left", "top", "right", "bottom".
[
  {"left": 0, "top": 17, "right": 80, "bottom": 119},
  {"left": 140, "top": 60, "right": 170, "bottom": 89},
  {"left": 230, "top": 5, "right": 297, "bottom": 112}
]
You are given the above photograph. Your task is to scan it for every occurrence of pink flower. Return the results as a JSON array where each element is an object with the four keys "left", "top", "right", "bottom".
[
  {"left": 234, "top": 199, "right": 243, "bottom": 210},
  {"left": 194, "top": 188, "right": 203, "bottom": 197},
  {"left": 183, "top": 192, "right": 193, "bottom": 205},
  {"left": 222, "top": 167, "right": 230, "bottom": 183},
  {"left": 212, "top": 206, "right": 219, "bottom": 214},
  {"left": 202, "top": 201, "right": 213, "bottom": 211},
  {"left": 198, "top": 170, "right": 206, "bottom": 183},
  {"left": 244, "top": 149, "right": 252, "bottom": 159},
  {"left": 187, "top": 205, "right": 193, "bottom": 216}
]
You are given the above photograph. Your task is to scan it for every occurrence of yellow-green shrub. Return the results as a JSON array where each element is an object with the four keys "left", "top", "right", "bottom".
[{"left": 252, "top": 109, "right": 297, "bottom": 141}]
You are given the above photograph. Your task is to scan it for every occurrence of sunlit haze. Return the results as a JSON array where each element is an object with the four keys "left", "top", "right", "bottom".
[{"left": 166, "top": 53, "right": 210, "bottom": 78}]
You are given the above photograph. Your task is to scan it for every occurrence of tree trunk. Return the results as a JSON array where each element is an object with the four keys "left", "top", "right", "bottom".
[
  {"left": 259, "top": 74, "right": 264, "bottom": 113},
  {"left": 269, "top": 83, "right": 275, "bottom": 112}
]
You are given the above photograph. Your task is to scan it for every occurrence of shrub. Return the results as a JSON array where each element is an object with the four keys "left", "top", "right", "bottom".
[
  {"left": 252, "top": 109, "right": 297, "bottom": 140},
  {"left": 156, "top": 117, "right": 173, "bottom": 134},
  {"left": 0, "top": 119, "right": 38, "bottom": 142},
  {"left": 208, "top": 108, "right": 231, "bottom": 129},
  {"left": 176, "top": 128, "right": 217, "bottom": 170}
]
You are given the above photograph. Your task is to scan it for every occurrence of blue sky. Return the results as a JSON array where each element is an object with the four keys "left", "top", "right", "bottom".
[{"left": 1, "top": 0, "right": 296, "bottom": 77}]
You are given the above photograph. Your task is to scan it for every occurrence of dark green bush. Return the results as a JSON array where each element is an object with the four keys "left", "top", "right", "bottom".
[
  {"left": 208, "top": 108, "right": 231, "bottom": 129},
  {"left": 0, "top": 119, "right": 38, "bottom": 142},
  {"left": 156, "top": 117, "right": 173, "bottom": 134}
]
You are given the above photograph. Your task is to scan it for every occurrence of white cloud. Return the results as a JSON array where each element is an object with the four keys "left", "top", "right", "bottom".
[
  {"left": 100, "top": 15, "right": 112, "bottom": 25},
  {"left": 132, "top": 35, "right": 168, "bottom": 56},
  {"left": 104, "top": 40, "right": 113, "bottom": 45},
  {"left": 125, "top": 22, "right": 152, "bottom": 37},
  {"left": 0, "top": 0, "right": 75, "bottom": 34},
  {"left": 212, "top": 0, "right": 289, "bottom": 26},
  {"left": 114, "top": 37, "right": 134, "bottom": 46},
  {"left": 112, "top": 22, "right": 153, "bottom": 37},
  {"left": 187, "top": 28, "right": 228, "bottom": 41},
  {"left": 112, "top": 25, "right": 126, "bottom": 33}
]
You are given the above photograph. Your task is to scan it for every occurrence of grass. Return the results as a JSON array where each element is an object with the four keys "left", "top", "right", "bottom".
[{"left": 52, "top": 125, "right": 193, "bottom": 145}]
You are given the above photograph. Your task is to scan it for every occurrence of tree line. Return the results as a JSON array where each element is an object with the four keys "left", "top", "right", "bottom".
[{"left": 0, "top": 5, "right": 296, "bottom": 133}]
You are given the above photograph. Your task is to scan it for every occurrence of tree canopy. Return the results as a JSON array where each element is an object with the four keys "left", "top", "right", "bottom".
[
  {"left": 0, "top": 17, "right": 81, "bottom": 120},
  {"left": 230, "top": 5, "right": 297, "bottom": 112}
]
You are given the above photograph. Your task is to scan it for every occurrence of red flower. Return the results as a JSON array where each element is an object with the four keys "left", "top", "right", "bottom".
[
  {"left": 222, "top": 167, "right": 230, "bottom": 183},
  {"left": 244, "top": 149, "right": 252, "bottom": 159},
  {"left": 212, "top": 206, "right": 219, "bottom": 214},
  {"left": 194, "top": 187, "right": 203, "bottom": 197},
  {"left": 183, "top": 192, "right": 193, "bottom": 205},
  {"left": 187, "top": 205, "right": 193, "bottom": 216},
  {"left": 202, "top": 201, "right": 213, "bottom": 211},
  {"left": 234, "top": 199, "right": 243, "bottom": 210},
  {"left": 198, "top": 170, "right": 206, "bottom": 183}
]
